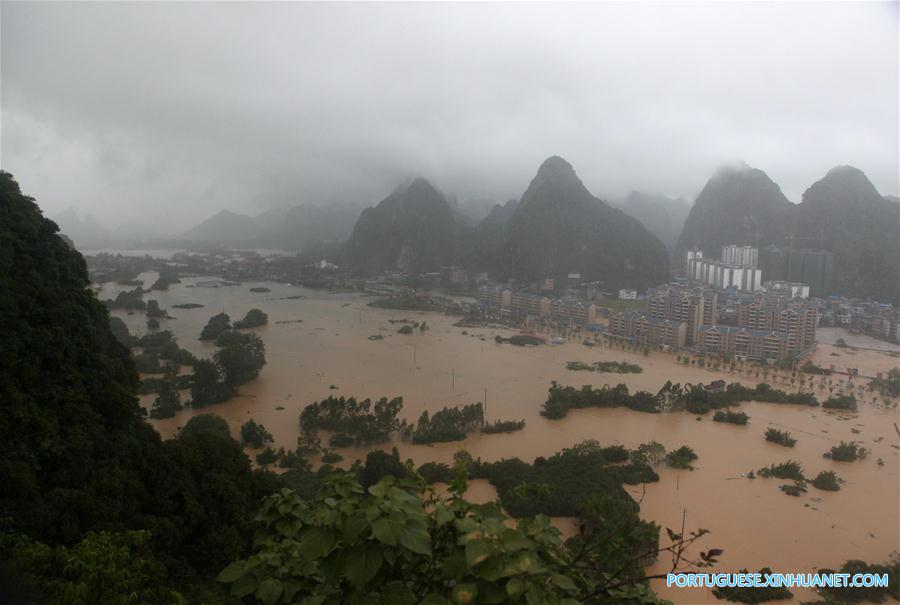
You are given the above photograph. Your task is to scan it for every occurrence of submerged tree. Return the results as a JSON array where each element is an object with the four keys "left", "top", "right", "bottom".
[{"left": 200, "top": 312, "right": 231, "bottom": 341}]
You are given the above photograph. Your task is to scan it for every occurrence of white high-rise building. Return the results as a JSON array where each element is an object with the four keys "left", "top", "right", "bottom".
[
  {"left": 685, "top": 246, "right": 762, "bottom": 292},
  {"left": 721, "top": 245, "right": 758, "bottom": 268}
]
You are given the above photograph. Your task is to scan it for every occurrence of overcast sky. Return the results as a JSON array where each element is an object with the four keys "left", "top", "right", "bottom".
[{"left": 2, "top": 1, "right": 898, "bottom": 232}]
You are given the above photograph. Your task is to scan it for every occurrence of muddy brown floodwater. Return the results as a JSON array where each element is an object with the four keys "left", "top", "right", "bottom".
[{"left": 101, "top": 272, "right": 900, "bottom": 604}]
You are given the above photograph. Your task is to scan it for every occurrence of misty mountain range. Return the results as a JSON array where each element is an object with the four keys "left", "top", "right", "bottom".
[
  {"left": 54, "top": 156, "right": 898, "bottom": 300},
  {"left": 677, "top": 162, "right": 899, "bottom": 301}
]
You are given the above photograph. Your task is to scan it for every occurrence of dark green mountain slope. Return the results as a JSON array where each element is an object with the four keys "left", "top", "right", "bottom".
[
  {"left": 0, "top": 172, "right": 276, "bottom": 602},
  {"left": 466, "top": 198, "right": 518, "bottom": 271},
  {"left": 0, "top": 172, "right": 159, "bottom": 544},
  {"left": 344, "top": 178, "right": 464, "bottom": 272},
  {"left": 795, "top": 166, "right": 899, "bottom": 302},
  {"left": 676, "top": 162, "right": 794, "bottom": 258},
  {"left": 501, "top": 156, "right": 670, "bottom": 290}
]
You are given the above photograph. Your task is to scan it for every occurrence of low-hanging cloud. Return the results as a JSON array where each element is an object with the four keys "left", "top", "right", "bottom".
[{"left": 1, "top": 1, "right": 897, "bottom": 232}]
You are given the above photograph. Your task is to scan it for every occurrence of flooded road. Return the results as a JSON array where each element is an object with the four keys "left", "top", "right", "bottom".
[{"left": 101, "top": 273, "right": 900, "bottom": 603}]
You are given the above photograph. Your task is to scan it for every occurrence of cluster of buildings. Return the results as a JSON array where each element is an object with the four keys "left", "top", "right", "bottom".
[
  {"left": 476, "top": 285, "right": 601, "bottom": 327},
  {"left": 817, "top": 297, "right": 899, "bottom": 343},
  {"left": 607, "top": 282, "right": 818, "bottom": 363},
  {"left": 685, "top": 245, "right": 763, "bottom": 292},
  {"left": 607, "top": 284, "right": 716, "bottom": 350}
]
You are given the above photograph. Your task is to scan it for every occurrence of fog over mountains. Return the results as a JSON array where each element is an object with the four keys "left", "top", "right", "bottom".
[
  {"left": 53, "top": 151, "right": 899, "bottom": 301},
  {"left": 677, "top": 162, "right": 899, "bottom": 301},
  {"left": 3, "top": 2, "right": 896, "bottom": 230},
  {"left": 183, "top": 204, "right": 363, "bottom": 251}
]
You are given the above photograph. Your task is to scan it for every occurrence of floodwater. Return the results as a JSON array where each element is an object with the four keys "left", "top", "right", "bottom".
[{"left": 101, "top": 273, "right": 900, "bottom": 604}]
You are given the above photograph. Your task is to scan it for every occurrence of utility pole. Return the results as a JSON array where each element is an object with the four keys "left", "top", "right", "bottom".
[{"left": 451, "top": 368, "right": 455, "bottom": 392}]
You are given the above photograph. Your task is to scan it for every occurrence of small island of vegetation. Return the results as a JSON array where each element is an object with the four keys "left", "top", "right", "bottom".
[
  {"left": 565, "top": 360, "right": 643, "bottom": 373},
  {"left": 764, "top": 428, "right": 796, "bottom": 448}
]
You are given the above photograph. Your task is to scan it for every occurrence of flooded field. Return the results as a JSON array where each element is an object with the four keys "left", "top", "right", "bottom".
[{"left": 101, "top": 273, "right": 900, "bottom": 603}]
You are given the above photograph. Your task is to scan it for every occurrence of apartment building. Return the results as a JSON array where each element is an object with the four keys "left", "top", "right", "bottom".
[
  {"left": 698, "top": 325, "right": 789, "bottom": 362},
  {"left": 685, "top": 247, "right": 763, "bottom": 292},
  {"left": 646, "top": 284, "right": 718, "bottom": 346},
  {"left": 735, "top": 296, "right": 817, "bottom": 358},
  {"left": 609, "top": 310, "right": 687, "bottom": 349}
]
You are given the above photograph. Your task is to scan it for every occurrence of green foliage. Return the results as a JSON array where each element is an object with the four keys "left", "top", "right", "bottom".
[
  {"left": 507, "top": 334, "right": 543, "bottom": 346},
  {"left": 811, "top": 470, "right": 841, "bottom": 491},
  {"left": 320, "top": 450, "right": 343, "bottom": 464},
  {"left": 869, "top": 368, "right": 900, "bottom": 398},
  {"left": 300, "top": 395, "right": 406, "bottom": 448},
  {"left": 711, "top": 567, "right": 793, "bottom": 603},
  {"left": 357, "top": 449, "right": 411, "bottom": 489},
  {"left": 241, "top": 419, "right": 275, "bottom": 448},
  {"left": 146, "top": 299, "right": 167, "bottom": 318},
  {"left": 0, "top": 530, "right": 184, "bottom": 605},
  {"left": 542, "top": 380, "right": 819, "bottom": 420},
  {"left": 146, "top": 414, "right": 280, "bottom": 575},
  {"left": 824, "top": 441, "right": 868, "bottom": 462},
  {"left": 149, "top": 366, "right": 184, "bottom": 419},
  {"left": 218, "top": 474, "right": 591, "bottom": 605},
  {"left": 329, "top": 433, "right": 355, "bottom": 448},
  {"left": 147, "top": 317, "right": 161, "bottom": 330},
  {"left": 105, "top": 287, "right": 146, "bottom": 310},
  {"left": 565, "top": 360, "right": 642, "bottom": 373},
  {"left": 0, "top": 172, "right": 155, "bottom": 544},
  {"left": 398, "top": 324, "right": 414, "bottom": 334},
  {"left": 139, "top": 373, "right": 192, "bottom": 395},
  {"left": 481, "top": 419, "right": 526, "bottom": 434},
  {"left": 665, "top": 446, "right": 699, "bottom": 470},
  {"left": 757, "top": 461, "right": 805, "bottom": 481},
  {"left": 109, "top": 316, "right": 139, "bottom": 347},
  {"left": 630, "top": 441, "right": 667, "bottom": 466},
  {"left": 541, "top": 381, "right": 658, "bottom": 418},
  {"left": 816, "top": 557, "right": 900, "bottom": 603},
  {"left": 150, "top": 271, "right": 181, "bottom": 291},
  {"left": 476, "top": 441, "right": 653, "bottom": 519},
  {"left": 200, "top": 312, "right": 231, "bottom": 341},
  {"left": 215, "top": 332, "right": 266, "bottom": 387},
  {"left": 190, "top": 358, "right": 234, "bottom": 407},
  {"left": 134, "top": 349, "right": 165, "bottom": 374},
  {"left": 822, "top": 394, "right": 858, "bottom": 411},
  {"left": 764, "top": 428, "right": 796, "bottom": 448},
  {"left": 257, "top": 447, "right": 280, "bottom": 466},
  {"left": 410, "top": 403, "right": 485, "bottom": 444},
  {"left": 779, "top": 482, "right": 806, "bottom": 497},
  {"left": 568, "top": 492, "right": 660, "bottom": 593},
  {"left": 0, "top": 175, "right": 276, "bottom": 601},
  {"left": 801, "top": 361, "right": 832, "bottom": 375},
  {"left": 214, "top": 329, "right": 247, "bottom": 347},
  {"left": 234, "top": 308, "right": 269, "bottom": 329},
  {"left": 416, "top": 461, "right": 454, "bottom": 484},
  {"left": 713, "top": 409, "right": 749, "bottom": 425}
]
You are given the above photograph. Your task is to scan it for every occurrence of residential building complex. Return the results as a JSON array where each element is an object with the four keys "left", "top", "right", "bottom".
[
  {"left": 608, "top": 311, "right": 687, "bottom": 349},
  {"left": 645, "top": 284, "right": 718, "bottom": 346},
  {"left": 476, "top": 285, "right": 600, "bottom": 327},
  {"left": 685, "top": 247, "right": 763, "bottom": 292}
]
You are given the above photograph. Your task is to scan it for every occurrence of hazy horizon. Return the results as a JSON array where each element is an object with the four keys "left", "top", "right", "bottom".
[{"left": 2, "top": 1, "right": 897, "bottom": 233}]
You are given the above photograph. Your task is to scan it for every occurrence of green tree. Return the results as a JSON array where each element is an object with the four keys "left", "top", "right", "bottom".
[
  {"left": 200, "top": 312, "right": 231, "bottom": 341},
  {"left": 149, "top": 366, "right": 183, "bottom": 419},
  {"left": 218, "top": 474, "right": 588, "bottom": 605},
  {"left": 215, "top": 333, "right": 266, "bottom": 387},
  {"left": 234, "top": 308, "right": 269, "bottom": 329},
  {"left": 190, "top": 358, "right": 234, "bottom": 407},
  {"left": 241, "top": 419, "right": 275, "bottom": 448},
  {"left": 0, "top": 530, "right": 184, "bottom": 605}
]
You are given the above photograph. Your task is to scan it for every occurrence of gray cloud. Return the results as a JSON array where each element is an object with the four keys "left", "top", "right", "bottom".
[{"left": 2, "top": 1, "right": 897, "bottom": 232}]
